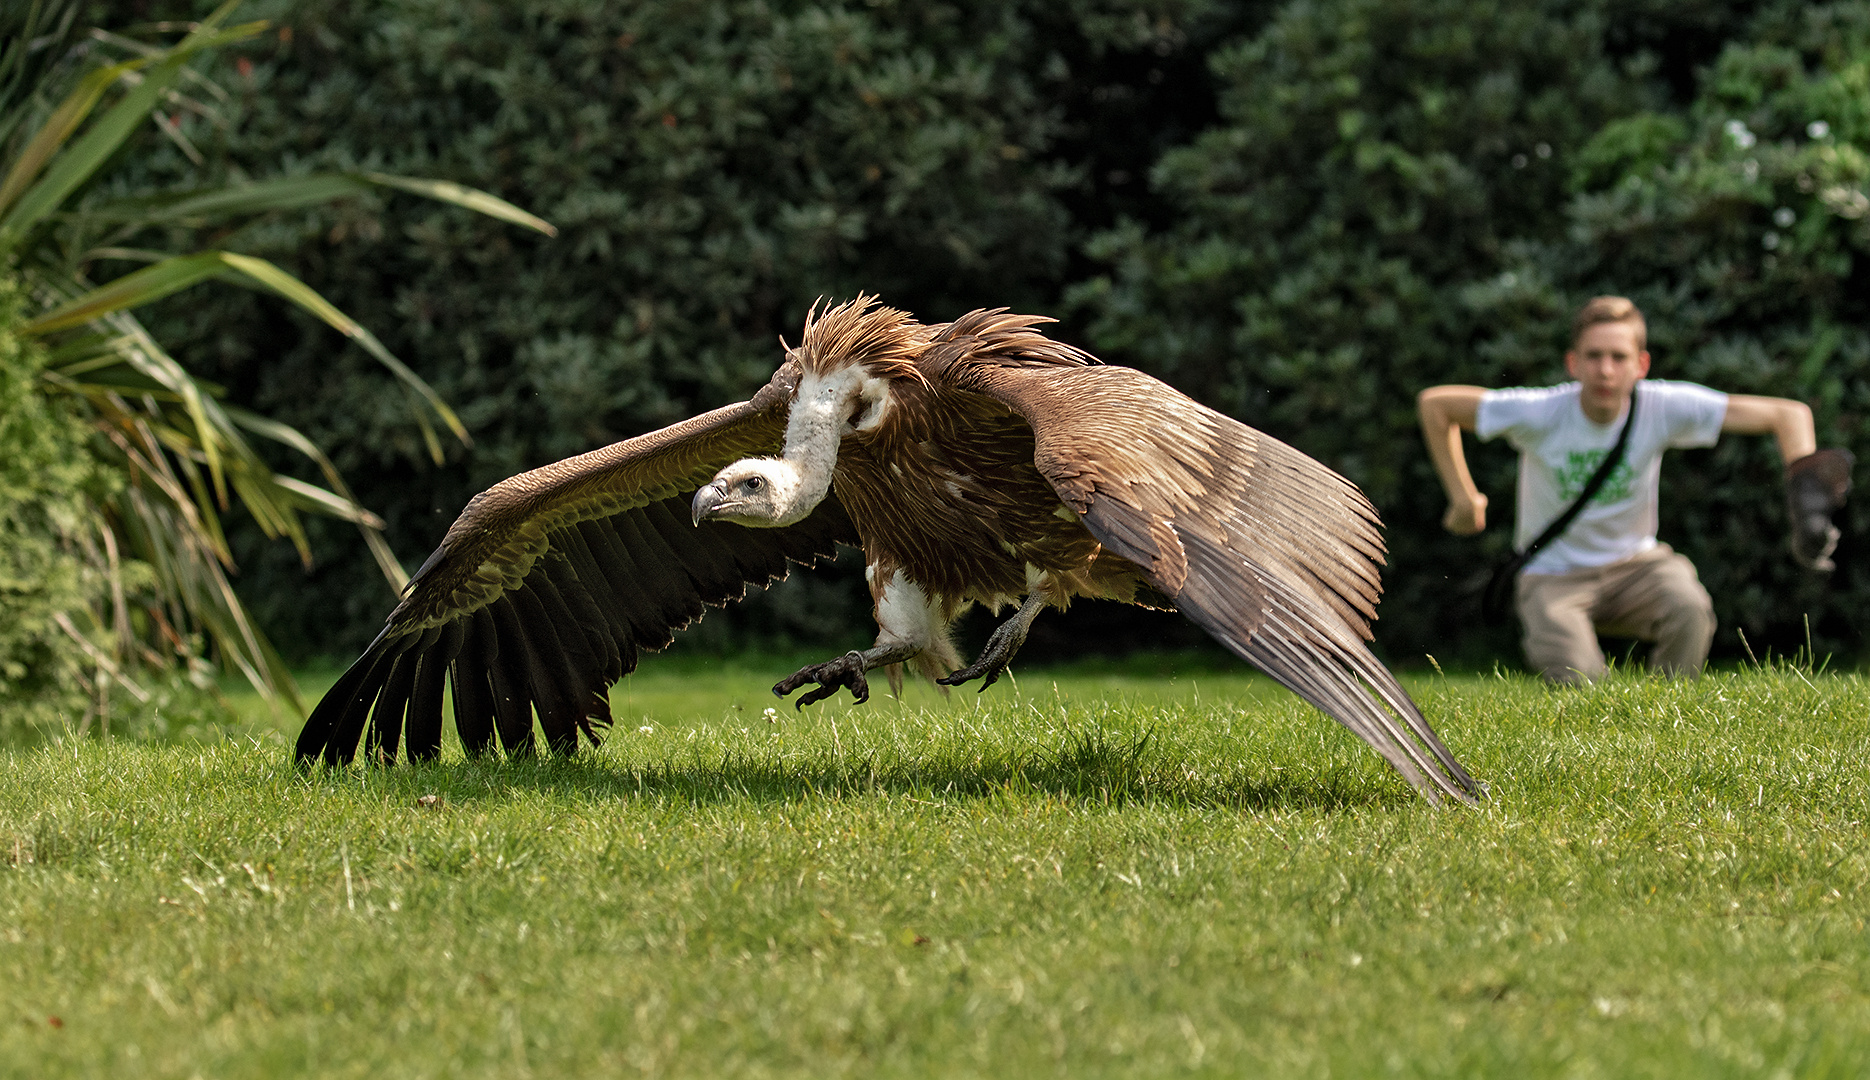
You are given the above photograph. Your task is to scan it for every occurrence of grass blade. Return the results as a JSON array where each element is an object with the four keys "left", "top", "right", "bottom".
[
  {"left": 82, "top": 171, "right": 556, "bottom": 237},
  {"left": 227, "top": 405, "right": 409, "bottom": 592}
]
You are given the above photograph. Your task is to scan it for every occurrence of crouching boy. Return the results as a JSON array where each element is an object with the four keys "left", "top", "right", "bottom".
[{"left": 1417, "top": 296, "right": 1850, "bottom": 683}]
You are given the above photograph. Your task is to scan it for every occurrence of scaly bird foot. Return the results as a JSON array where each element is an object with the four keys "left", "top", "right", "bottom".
[
  {"left": 773, "top": 650, "right": 871, "bottom": 709},
  {"left": 936, "top": 626, "right": 1024, "bottom": 692}
]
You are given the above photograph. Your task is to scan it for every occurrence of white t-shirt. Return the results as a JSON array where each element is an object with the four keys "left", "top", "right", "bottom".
[{"left": 1475, "top": 379, "right": 1729, "bottom": 575}]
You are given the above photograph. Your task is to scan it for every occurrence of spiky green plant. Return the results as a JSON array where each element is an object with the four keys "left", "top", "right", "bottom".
[{"left": 0, "top": 0, "right": 554, "bottom": 727}]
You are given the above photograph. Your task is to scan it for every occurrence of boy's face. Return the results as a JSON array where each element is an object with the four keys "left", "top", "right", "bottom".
[{"left": 1565, "top": 320, "right": 1650, "bottom": 418}]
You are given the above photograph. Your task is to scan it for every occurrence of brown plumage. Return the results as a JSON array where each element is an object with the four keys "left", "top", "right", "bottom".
[{"left": 297, "top": 297, "right": 1482, "bottom": 804}]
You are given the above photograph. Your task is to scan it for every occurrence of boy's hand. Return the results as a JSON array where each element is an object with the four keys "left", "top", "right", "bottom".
[{"left": 1442, "top": 491, "right": 1487, "bottom": 535}]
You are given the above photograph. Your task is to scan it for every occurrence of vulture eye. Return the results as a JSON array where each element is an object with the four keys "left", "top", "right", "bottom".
[{"left": 743, "top": 476, "right": 764, "bottom": 492}]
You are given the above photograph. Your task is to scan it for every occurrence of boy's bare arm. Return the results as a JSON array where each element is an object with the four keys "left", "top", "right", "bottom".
[
  {"left": 1725, "top": 394, "right": 1852, "bottom": 570},
  {"left": 1721, "top": 395, "right": 1816, "bottom": 463},
  {"left": 1417, "top": 385, "right": 1489, "bottom": 535}
]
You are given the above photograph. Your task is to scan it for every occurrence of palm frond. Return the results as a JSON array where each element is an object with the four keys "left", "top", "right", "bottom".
[
  {"left": 0, "top": 7, "right": 264, "bottom": 253},
  {"left": 2, "top": 1, "right": 556, "bottom": 718}
]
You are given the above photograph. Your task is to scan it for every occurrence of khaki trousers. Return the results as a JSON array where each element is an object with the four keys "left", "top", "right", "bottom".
[{"left": 1515, "top": 544, "right": 1715, "bottom": 684}]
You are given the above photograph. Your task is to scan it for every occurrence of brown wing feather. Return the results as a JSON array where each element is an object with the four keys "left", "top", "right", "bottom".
[
  {"left": 296, "top": 360, "right": 857, "bottom": 765},
  {"left": 960, "top": 362, "right": 1481, "bottom": 805}
]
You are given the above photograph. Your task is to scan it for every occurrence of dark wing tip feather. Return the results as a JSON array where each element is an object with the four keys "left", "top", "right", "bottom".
[
  {"left": 299, "top": 365, "right": 854, "bottom": 765},
  {"left": 298, "top": 491, "right": 855, "bottom": 766},
  {"left": 294, "top": 626, "right": 405, "bottom": 765}
]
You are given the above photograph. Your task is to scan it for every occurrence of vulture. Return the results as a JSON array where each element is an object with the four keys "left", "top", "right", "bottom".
[{"left": 297, "top": 297, "right": 1483, "bottom": 805}]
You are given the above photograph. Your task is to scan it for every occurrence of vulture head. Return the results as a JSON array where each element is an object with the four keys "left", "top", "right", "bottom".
[
  {"left": 695, "top": 299, "right": 921, "bottom": 528},
  {"left": 691, "top": 458, "right": 810, "bottom": 528}
]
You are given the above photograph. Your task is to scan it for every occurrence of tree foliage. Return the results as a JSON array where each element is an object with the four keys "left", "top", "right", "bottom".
[
  {"left": 1523, "top": 6, "right": 1870, "bottom": 656},
  {"left": 1074, "top": 0, "right": 1870, "bottom": 661},
  {"left": 118, "top": 0, "right": 1224, "bottom": 656},
  {"left": 99, "top": 0, "right": 1870, "bottom": 668}
]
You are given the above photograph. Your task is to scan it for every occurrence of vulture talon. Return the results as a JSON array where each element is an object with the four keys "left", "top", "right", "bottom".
[
  {"left": 935, "top": 656, "right": 1007, "bottom": 692},
  {"left": 938, "top": 594, "right": 1040, "bottom": 691},
  {"left": 774, "top": 650, "right": 871, "bottom": 709}
]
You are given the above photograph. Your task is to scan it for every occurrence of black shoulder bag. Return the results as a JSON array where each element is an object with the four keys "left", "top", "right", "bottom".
[{"left": 1481, "top": 385, "right": 1640, "bottom": 625}]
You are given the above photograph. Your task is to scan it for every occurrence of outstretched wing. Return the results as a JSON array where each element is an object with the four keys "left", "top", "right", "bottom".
[
  {"left": 296, "top": 359, "right": 856, "bottom": 765},
  {"left": 961, "top": 362, "right": 1482, "bottom": 805}
]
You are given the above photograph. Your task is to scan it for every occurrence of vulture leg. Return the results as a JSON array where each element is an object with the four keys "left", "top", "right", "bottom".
[
  {"left": 773, "top": 641, "right": 921, "bottom": 709},
  {"left": 774, "top": 567, "right": 945, "bottom": 708},
  {"left": 937, "top": 584, "right": 1051, "bottom": 692}
]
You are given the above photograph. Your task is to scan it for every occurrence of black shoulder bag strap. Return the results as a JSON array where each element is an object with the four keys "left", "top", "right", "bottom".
[{"left": 1482, "top": 385, "right": 1641, "bottom": 625}]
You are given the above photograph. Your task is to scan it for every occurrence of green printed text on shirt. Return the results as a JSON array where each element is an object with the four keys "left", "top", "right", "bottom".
[{"left": 1557, "top": 449, "right": 1635, "bottom": 504}]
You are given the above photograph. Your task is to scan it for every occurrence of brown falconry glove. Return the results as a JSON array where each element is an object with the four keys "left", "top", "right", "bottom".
[{"left": 1786, "top": 448, "right": 1853, "bottom": 572}]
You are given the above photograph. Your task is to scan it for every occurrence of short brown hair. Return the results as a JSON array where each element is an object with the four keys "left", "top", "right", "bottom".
[{"left": 1572, "top": 295, "right": 1647, "bottom": 350}]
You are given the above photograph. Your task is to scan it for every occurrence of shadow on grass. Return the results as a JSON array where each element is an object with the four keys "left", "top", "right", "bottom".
[{"left": 299, "top": 725, "right": 1414, "bottom": 816}]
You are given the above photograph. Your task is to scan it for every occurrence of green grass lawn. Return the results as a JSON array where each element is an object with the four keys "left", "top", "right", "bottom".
[{"left": 3, "top": 657, "right": 1868, "bottom": 1077}]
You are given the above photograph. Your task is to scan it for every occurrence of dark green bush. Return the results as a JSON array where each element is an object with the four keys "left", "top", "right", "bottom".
[
  {"left": 1072, "top": 0, "right": 1870, "bottom": 663},
  {"left": 0, "top": 278, "right": 104, "bottom": 735},
  {"left": 114, "top": 0, "right": 1225, "bottom": 658},
  {"left": 1514, "top": 11, "right": 1870, "bottom": 658},
  {"left": 103, "top": 0, "right": 1870, "bottom": 669}
]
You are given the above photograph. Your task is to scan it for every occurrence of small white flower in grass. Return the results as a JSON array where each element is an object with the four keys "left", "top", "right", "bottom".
[
  {"left": 1808, "top": 120, "right": 1831, "bottom": 139},
  {"left": 639, "top": 725, "right": 654, "bottom": 734},
  {"left": 763, "top": 707, "right": 778, "bottom": 722}
]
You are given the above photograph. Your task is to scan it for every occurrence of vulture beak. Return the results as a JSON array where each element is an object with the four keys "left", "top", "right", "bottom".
[{"left": 691, "top": 481, "right": 730, "bottom": 526}]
